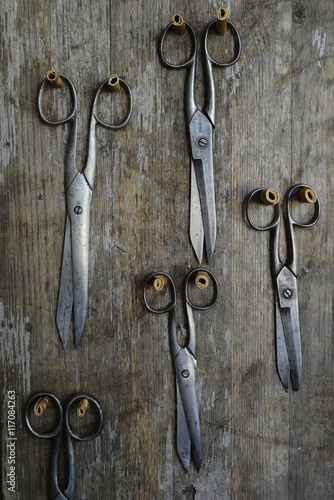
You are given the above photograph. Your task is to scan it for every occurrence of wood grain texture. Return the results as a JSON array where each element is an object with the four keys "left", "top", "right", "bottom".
[{"left": 0, "top": 0, "right": 333, "bottom": 499}]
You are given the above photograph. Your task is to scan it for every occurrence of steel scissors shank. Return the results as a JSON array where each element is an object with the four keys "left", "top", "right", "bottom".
[
  {"left": 25, "top": 392, "right": 103, "bottom": 500},
  {"left": 143, "top": 268, "right": 218, "bottom": 472},
  {"left": 38, "top": 74, "right": 133, "bottom": 348},
  {"left": 246, "top": 184, "right": 320, "bottom": 391},
  {"left": 159, "top": 18, "right": 241, "bottom": 263}
]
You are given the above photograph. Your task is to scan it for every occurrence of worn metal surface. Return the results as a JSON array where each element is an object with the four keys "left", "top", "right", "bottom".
[{"left": 1, "top": 0, "right": 333, "bottom": 499}]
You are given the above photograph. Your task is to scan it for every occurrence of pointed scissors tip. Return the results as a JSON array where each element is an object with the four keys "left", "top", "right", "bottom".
[
  {"left": 57, "top": 325, "right": 68, "bottom": 350},
  {"left": 194, "top": 455, "right": 202, "bottom": 473},
  {"left": 74, "top": 325, "right": 85, "bottom": 349}
]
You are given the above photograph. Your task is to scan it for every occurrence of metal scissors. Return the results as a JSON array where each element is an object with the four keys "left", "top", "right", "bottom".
[
  {"left": 143, "top": 268, "right": 218, "bottom": 472},
  {"left": 38, "top": 71, "right": 133, "bottom": 348},
  {"left": 159, "top": 12, "right": 241, "bottom": 263},
  {"left": 246, "top": 184, "right": 320, "bottom": 391},
  {"left": 25, "top": 392, "right": 103, "bottom": 499}
]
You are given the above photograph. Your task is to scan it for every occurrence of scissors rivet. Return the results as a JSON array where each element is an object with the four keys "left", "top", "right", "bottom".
[
  {"left": 198, "top": 138, "right": 207, "bottom": 148},
  {"left": 182, "top": 369, "right": 190, "bottom": 378},
  {"left": 74, "top": 206, "right": 83, "bottom": 215},
  {"left": 283, "top": 289, "right": 292, "bottom": 298}
]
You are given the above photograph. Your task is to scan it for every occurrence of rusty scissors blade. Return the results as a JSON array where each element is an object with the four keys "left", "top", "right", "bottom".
[
  {"left": 159, "top": 16, "right": 241, "bottom": 263},
  {"left": 38, "top": 73, "right": 133, "bottom": 348},
  {"left": 246, "top": 184, "right": 320, "bottom": 391}
]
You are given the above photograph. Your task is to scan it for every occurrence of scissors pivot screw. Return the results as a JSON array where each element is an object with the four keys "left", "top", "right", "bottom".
[
  {"left": 283, "top": 289, "right": 292, "bottom": 298},
  {"left": 182, "top": 369, "right": 190, "bottom": 378},
  {"left": 74, "top": 205, "right": 83, "bottom": 215},
  {"left": 198, "top": 137, "right": 207, "bottom": 148}
]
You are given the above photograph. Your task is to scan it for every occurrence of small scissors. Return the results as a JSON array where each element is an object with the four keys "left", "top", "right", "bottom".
[
  {"left": 25, "top": 392, "right": 103, "bottom": 499},
  {"left": 246, "top": 185, "right": 320, "bottom": 391},
  {"left": 38, "top": 71, "right": 133, "bottom": 348},
  {"left": 159, "top": 12, "right": 241, "bottom": 263},
  {"left": 143, "top": 268, "right": 218, "bottom": 472}
]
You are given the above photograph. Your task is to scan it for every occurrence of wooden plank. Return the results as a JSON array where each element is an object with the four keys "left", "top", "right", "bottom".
[
  {"left": 289, "top": 0, "right": 334, "bottom": 498},
  {"left": 232, "top": 1, "right": 293, "bottom": 498},
  {"left": 0, "top": 1, "right": 333, "bottom": 499}
]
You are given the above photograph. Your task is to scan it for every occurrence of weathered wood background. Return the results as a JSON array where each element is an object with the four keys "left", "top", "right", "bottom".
[{"left": 1, "top": 0, "right": 333, "bottom": 498}]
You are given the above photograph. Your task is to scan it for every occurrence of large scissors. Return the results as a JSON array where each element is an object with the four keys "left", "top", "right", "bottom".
[
  {"left": 143, "top": 268, "right": 218, "bottom": 472},
  {"left": 159, "top": 12, "right": 241, "bottom": 263},
  {"left": 25, "top": 392, "right": 103, "bottom": 499},
  {"left": 246, "top": 185, "right": 320, "bottom": 391},
  {"left": 38, "top": 71, "right": 133, "bottom": 348}
]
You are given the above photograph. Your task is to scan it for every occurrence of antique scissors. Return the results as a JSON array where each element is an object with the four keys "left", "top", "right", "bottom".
[
  {"left": 159, "top": 12, "right": 241, "bottom": 263},
  {"left": 25, "top": 392, "right": 103, "bottom": 499},
  {"left": 38, "top": 71, "right": 133, "bottom": 348},
  {"left": 143, "top": 268, "right": 218, "bottom": 472},
  {"left": 246, "top": 185, "right": 320, "bottom": 391}
]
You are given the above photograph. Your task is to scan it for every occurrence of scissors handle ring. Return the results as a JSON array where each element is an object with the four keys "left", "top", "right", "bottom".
[
  {"left": 25, "top": 392, "right": 63, "bottom": 439},
  {"left": 65, "top": 395, "right": 103, "bottom": 441},
  {"left": 94, "top": 78, "right": 133, "bottom": 130},
  {"left": 38, "top": 74, "right": 77, "bottom": 126},
  {"left": 286, "top": 184, "right": 320, "bottom": 228},
  {"left": 185, "top": 268, "right": 218, "bottom": 310},
  {"left": 246, "top": 187, "right": 281, "bottom": 231},
  {"left": 204, "top": 19, "right": 242, "bottom": 68},
  {"left": 160, "top": 21, "right": 197, "bottom": 70},
  {"left": 143, "top": 271, "right": 176, "bottom": 314}
]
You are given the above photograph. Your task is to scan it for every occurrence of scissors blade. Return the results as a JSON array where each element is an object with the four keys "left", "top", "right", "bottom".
[
  {"left": 174, "top": 347, "right": 202, "bottom": 472},
  {"left": 275, "top": 294, "right": 289, "bottom": 391},
  {"left": 277, "top": 267, "right": 302, "bottom": 391},
  {"left": 57, "top": 215, "right": 73, "bottom": 348},
  {"left": 189, "top": 110, "right": 216, "bottom": 263},
  {"left": 190, "top": 159, "right": 204, "bottom": 263},
  {"left": 176, "top": 379, "right": 191, "bottom": 473},
  {"left": 67, "top": 172, "right": 92, "bottom": 348}
]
